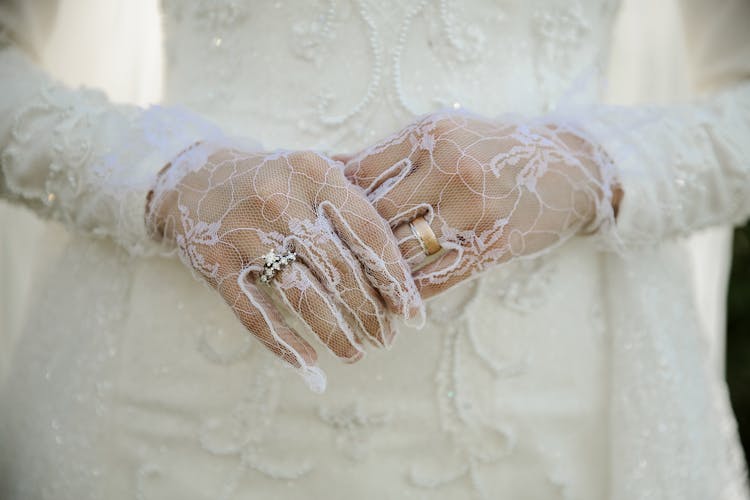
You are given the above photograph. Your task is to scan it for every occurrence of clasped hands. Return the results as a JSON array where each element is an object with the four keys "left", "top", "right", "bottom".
[{"left": 146, "top": 111, "right": 619, "bottom": 391}]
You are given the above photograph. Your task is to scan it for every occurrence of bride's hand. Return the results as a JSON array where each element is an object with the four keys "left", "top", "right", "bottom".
[
  {"left": 146, "top": 145, "right": 422, "bottom": 391},
  {"left": 342, "top": 111, "right": 621, "bottom": 298}
]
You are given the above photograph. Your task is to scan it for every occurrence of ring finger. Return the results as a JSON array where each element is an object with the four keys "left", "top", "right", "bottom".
[{"left": 391, "top": 217, "right": 444, "bottom": 269}]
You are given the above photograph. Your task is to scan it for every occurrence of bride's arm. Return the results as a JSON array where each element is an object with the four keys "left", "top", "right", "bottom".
[
  {"left": 0, "top": 1, "right": 218, "bottom": 255},
  {"left": 0, "top": 2, "right": 423, "bottom": 387},
  {"left": 588, "top": 0, "right": 750, "bottom": 248},
  {"left": 340, "top": 0, "right": 750, "bottom": 298}
]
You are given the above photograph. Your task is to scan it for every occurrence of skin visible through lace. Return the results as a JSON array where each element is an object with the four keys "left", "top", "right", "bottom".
[
  {"left": 343, "top": 111, "right": 618, "bottom": 298},
  {"left": 147, "top": 146, "right": 423, "bottom": 392},
  {"left": 145, "top": 112, "right": 616, "bottom": 391}
]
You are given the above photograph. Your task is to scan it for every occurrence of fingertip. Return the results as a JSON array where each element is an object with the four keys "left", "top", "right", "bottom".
[
  {"left": 343, "top": 348, "right": 366, "bottom": 364},
  {"left": 356, "top": 316, "right": 397, "bottom": 350},
  {"left": 403, "top": 303, "right": 426, "bottom": 330},
  {"left": 396, "top": 269, "right": 426, "bottom": 325},
  {"left": 301, "top": 365, "right": 327, "bottom": 393},
  {"left": 380, "top": 320, "right": 398, "bottom": 350},
  {"left": 413, "top": 276, "right": 450, "bottom": 300}
]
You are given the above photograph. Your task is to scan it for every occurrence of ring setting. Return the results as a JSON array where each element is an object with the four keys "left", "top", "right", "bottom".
[{"left": 260, "top": 249, "right": 296, "bottom": 284}]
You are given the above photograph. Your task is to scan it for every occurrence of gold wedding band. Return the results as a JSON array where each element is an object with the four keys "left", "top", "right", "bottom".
[{"left": 409, "top": 216, "right": 442, "bottom": 256}]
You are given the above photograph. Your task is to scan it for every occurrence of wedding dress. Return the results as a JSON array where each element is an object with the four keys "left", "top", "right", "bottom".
[{"left": 1, "top": 0, "right": 749, "bottom": 499}]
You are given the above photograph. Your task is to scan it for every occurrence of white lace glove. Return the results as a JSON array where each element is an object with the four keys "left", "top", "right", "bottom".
[
  {"left": 146, "top": 144, "right": 423, "bottom": 392},
  {"left": 342, "top": 111, "right": 621, "bottom": 298}
]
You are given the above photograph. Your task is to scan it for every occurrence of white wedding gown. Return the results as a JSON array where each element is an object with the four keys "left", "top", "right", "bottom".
[{"left": 1, "top": 0, "right": 749, "bottom": 499}]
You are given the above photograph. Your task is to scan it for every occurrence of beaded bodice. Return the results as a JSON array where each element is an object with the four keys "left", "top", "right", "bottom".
[{"left": 161, "top": 0, "right": 619, "bottom": 150}]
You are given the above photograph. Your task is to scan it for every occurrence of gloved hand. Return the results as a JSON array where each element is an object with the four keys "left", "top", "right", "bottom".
[
  {"left": 342, "top": 111, "right": 621, "bottom": 298},
  {"left": 147, "top": 144, "right": 423, "bottom": 392}
]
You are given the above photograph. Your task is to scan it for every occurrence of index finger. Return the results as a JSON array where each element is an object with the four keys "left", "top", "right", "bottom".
[{"left": 343, "top": 125, "right": 422, "bottom": 195}]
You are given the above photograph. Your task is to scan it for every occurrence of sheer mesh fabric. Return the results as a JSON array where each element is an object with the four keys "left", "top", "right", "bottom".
[
  {"left": 146, "top": 144, "right": 423, "bottom": 392},
  {"left": 343, "top": 111, "right": 620, "bottom": 298},
  {"left": 2, "top": 0, "right": 750, "bottom": 497}
]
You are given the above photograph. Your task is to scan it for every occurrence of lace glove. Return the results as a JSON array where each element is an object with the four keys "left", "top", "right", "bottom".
[
  {"left": 146, "top": 144, "right": 423, "bottom": 392},
  {"left": 342, "top": 111, "right": 620, "bottom": 298}
]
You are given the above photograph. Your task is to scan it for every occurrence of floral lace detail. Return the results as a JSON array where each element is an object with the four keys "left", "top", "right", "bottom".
[
  {"left": 2, "top": 0, "right": 749, "bottom": 498},
  {"left": 159, "top": 0, "right": 614, "bottom": 150},
  {"left": 0, "top": 51, "right": 223, "bottom": 255},
  {"left": 487, "top": 258, "right": 557, "bottom": 314},
  {"left": 175, "top": 205, "right": 222, "bottom": 279},
  {"left": 318, "top": 402, "right": 391, "bottom": 461},
  {"left": 290, "top": 0, "right": 338, "bottom": 65},
  {"left": 344, "top": 111, "right": 618, "bottom": 297},
  {"left": 147, "top": 144, "right": 423, "bottom": 390},
  {"left": 406, "top": 261, "right": 560, "bottom": 498},
  {"left": 197, "top": 362, "right": 314, "bottom": 496},
  {"left": 196, "top": 320, "right": 255, "bottom": 365},
  {"left": 430, "top": 0, "right": 485, "bottom": 66},
  {"left": 531, "top": 0, "right": 618, "bottom": 110},
  {"left": 408, "top": 319, "right": 517, "bottom": 498}
]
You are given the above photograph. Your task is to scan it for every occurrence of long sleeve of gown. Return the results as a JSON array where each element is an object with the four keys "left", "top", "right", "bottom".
[
  {"left": 589, "top": 0, "right": 750, "bottom": 247},
  {"left": 0, "top": 1, "right": 221, "bottom": 255}
]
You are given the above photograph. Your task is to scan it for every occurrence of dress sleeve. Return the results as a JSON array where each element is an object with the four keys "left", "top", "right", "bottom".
[
  {"left": 0, "top": 1, "right": 222, "bottom": 255},
  {"left": 587, "top": 0, "right": 750, "bottom": 248}
]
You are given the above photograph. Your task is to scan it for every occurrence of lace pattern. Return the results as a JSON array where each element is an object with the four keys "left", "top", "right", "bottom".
[
  {"left": 0, "top": 47, "right": 224, "bottom": 255},
  {"left": 344, "top": 110, "right": 619, "bottom": 297},
  {"left": 146, "top": 143, "right": 423, "bottom": 391},
  {"left": 1, "top": 0, "right": 749, "bottom": 498}
]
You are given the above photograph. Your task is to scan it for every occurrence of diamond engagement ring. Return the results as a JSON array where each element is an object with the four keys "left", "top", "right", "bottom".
[{"left": 260, "top": 249, "right": 297, "bottom": 284}]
